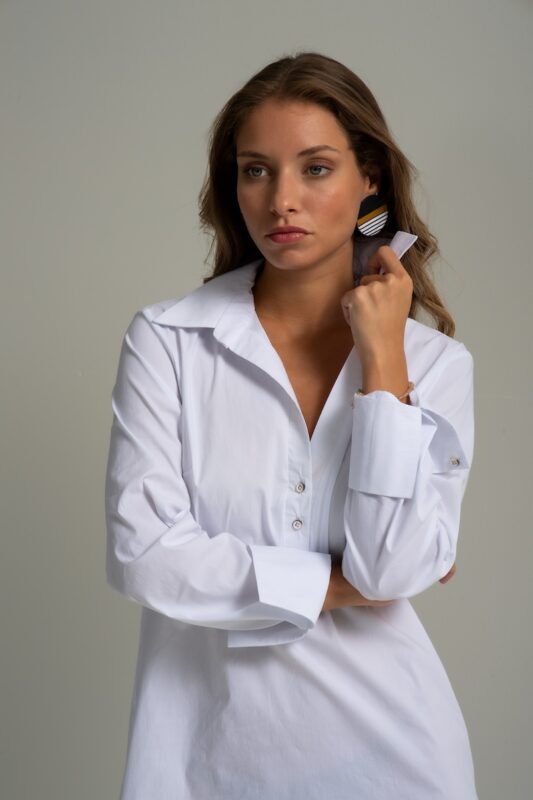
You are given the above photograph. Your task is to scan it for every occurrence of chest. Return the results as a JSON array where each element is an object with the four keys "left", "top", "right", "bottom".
[{"left": 257, "top": 319, "right": 355, "bottom": 440}]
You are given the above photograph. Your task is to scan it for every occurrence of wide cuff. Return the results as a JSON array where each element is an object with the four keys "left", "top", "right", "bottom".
[
  {"left": 227, "top": 545, "right": 331, "bottom": 648},
  {"left": 348, "top": 389, "right": 471, "bottom": 501},
  {"left": 227, "top": 621, "right": 311, "bottom": 648},
  {"left": 349, "top": 390, "right": 423, "bottom": 499}
]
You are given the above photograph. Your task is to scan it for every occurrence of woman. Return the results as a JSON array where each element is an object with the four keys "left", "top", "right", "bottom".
[{"left": 105, "top": 51, "right": 478, "bottom": 799}]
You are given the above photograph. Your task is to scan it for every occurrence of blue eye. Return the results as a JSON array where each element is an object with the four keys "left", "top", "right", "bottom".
[
  {"left": 243, "top": 166, "right": 266, "bottom": 178},
  {"left": 241, "top": 164, "right": 332, "bottom": 178},
  {"left": 307, "top": 164, "right": 330, "bottom": 177}
]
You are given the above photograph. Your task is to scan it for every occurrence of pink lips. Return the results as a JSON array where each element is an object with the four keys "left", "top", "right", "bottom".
[{"left": 267, "top": 230, "right": 308, "bottom": 244}]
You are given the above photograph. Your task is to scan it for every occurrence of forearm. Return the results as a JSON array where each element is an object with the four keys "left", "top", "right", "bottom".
[
  {"left": 322, "top": 564, "right": 394, "bottom": 612},
  {"left": 341, "top": 349, "right": 473, "bottom": 601},
  {"left": 360, "top": 348, "right": 411, "bottom": 404}
]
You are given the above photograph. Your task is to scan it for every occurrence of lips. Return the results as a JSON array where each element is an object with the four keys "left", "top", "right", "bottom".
[
  {"left": 267, "top": 226, "right": 308, "bottom": 235},
  {"left": 267, "top": 230, "right": 308, "bottom": 244}
]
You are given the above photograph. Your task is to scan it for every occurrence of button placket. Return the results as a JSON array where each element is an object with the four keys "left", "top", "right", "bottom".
[{"left": 285, "top": 411, "right": 311, "bottom": 545}]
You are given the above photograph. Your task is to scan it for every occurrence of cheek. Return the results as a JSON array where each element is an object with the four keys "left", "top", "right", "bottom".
[
  {"left": 236, "top": 184, "right": 259, "bottom": 218},
  {"left": 315, "top": 186, "right": 356, "bottom": 222}
]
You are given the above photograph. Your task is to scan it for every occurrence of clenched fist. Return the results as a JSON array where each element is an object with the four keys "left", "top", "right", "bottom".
[{"left": 341, "top": 245, "right": 413, "bottom": 363}]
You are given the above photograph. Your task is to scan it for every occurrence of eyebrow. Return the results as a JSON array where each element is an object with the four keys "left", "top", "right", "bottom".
[{"left": 236, "top": 145, "right": 342, "bottom": 159}]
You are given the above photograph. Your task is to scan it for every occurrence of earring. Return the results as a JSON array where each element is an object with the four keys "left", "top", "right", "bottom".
[{"left": 356, "top": 192, "right": 389, "bottom": 236}]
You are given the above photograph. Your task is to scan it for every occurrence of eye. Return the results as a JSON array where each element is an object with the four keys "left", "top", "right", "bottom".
[
  {"left": 242, "top": 165, "right": 267, "bottom": 178},
  {"left": 240, "top": 164, "right": 332, "bottom": 179},
  {"left": 307, "top": 164, "right": 331, "bottom": 177}
]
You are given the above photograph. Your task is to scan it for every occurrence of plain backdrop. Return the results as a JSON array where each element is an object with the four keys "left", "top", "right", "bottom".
[{"left": 1, "top": 1, "right": 531, "bottom": 798}]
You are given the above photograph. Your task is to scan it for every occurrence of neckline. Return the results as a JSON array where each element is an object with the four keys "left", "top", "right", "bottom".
[
  {"left": 305, "top": 344, "right": 355, "bottom": 445},
  {"left": 249, "top": 258, "right": 358, "bottom": 445},
  {"left": 252, "top": 310, "right": 356, "bottom": 445}
]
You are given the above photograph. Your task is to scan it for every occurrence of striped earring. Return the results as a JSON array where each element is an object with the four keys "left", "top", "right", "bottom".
[{"left": 356, "top": 193, "right": 389, "bottom": 236}]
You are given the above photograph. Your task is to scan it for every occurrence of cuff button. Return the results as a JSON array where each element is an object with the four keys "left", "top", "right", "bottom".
[{"left": 450, "top": 456, "right": 461, "bottom": 466}]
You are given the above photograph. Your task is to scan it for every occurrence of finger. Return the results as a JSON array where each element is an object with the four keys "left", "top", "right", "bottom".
[
  {"left": 362, "top": 598, "right": 395, "bottom": 607},
  {"left": 358, "top": 274, "right": 388, "bottom": 286},
  {"left": 367, "top": 245, "right": 407, "bottom": 278},
  {"left": 439, "top": 563, "right": 457, "bottom": 584},
  {"left": 341, "top": 301, "right": 352, "bottom": 326}
]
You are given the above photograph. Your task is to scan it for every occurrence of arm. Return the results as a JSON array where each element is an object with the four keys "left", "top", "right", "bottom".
[
  {"left": 322, "top": 545, "right": 458, "bottom": 614},
  {"left": 339, "top": 244, "right": 474, "bottom": 602},
  {"left": 105, "top": 310, "right": 331, "bottom": 648},
  {"left": 341, "top": 347, "right": 474, "bottom": 600},
  {"left": 322, "top": 563, "right": 396, "bottom": 612}
]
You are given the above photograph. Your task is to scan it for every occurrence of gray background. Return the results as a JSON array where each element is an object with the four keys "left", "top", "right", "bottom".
[{"left": 1, "top": 1, "right": 531, "bottom": 798}]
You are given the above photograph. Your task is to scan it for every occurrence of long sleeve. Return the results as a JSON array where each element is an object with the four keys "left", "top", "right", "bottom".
[
  {"left": 341, "top": 345, "right": 474, "bottom": 601},
  {"left": 104, "top": 310, "right": 331, "bottom": 647}
]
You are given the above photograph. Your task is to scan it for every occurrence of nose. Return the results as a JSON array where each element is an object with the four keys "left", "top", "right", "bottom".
[{"left": 269, "top": 170, "right": 300, "bottom": 216}]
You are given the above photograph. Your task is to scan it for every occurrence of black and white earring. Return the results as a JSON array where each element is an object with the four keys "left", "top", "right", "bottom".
[{"left": 356, "top": 193, "right": 389, "bottom": 237}]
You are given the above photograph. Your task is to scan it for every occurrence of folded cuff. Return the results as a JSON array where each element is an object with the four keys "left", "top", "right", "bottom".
[
  {"left": 227, "top": 545, "right": 331, "bottom": 648},
  {"left": 348, "top": 390, "right": 471, "bottom": 500},
  {"left": 349, "top": 390, "right": 422, "bottom": 498}
]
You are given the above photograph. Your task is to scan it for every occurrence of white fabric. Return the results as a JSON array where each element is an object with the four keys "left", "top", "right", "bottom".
[{"left": 105, "top": 255, "right": 478, "bottom": 799}]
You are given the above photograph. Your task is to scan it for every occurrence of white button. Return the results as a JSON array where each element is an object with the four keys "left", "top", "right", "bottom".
[
  {"left": 292, "top": 519, "right": 303, "bottom": 530},
  {"left": 295, "top": 481, "right": 306, "bottom": 493},
  {"left": 450, "top": 456, "right": 461, "bottom": 467}
]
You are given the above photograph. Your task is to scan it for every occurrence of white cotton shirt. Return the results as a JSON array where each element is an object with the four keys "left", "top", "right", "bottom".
[{"left": 105, "top": 254, "right": 479, "bottom": 800}]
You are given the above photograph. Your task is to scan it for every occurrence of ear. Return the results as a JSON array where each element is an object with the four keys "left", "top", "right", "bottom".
[{"left": 362, "top": 174, "right": 379, "bottom": 197}]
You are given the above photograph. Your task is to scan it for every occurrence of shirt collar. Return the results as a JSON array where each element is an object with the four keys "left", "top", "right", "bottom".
[
  {"left": 149, "top": 246, "right": 418, "bottom": 446},
  {"left": 152, "top": 257, "right": 300, "bottom": 399},
  {"left": 152, "top": 258, "right": 263, "bottom": 330},
  {"left": 151, "top": 255, "right": 364, "bottom": 456}
]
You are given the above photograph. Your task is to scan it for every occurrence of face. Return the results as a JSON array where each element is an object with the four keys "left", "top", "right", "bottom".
[{"left": 235, "top": 98, "right": 377, "bottom": 273}]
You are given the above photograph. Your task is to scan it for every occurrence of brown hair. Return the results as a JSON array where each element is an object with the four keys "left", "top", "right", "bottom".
[{"left": 198, "top": 51, "right": 455, "bottom": 336}]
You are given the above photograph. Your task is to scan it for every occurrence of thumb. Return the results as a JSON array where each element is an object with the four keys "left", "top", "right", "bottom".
[{"left": 340, "top": 289, "right": 354, "bottom": 326}]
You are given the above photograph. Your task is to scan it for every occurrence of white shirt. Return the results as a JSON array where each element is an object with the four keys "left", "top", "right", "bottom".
[{"left": 105, "top": 253, "right": 479, "bottom": 799}]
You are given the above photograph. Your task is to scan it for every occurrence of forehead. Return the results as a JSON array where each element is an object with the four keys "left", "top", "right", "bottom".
[{"left": 236, "top": 99, "right": 350, "bottom": 149}]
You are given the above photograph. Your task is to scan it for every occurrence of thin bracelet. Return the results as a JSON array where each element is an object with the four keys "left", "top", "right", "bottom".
[{"left": 351, "top": 381, "right": 415, "bottom": 406}]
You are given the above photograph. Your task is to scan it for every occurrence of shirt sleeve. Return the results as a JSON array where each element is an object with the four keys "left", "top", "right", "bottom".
[
  {"left": 341, "top": 345, "right": 474, "bottom": 601},
  {"left": 105, "top": 310, "right": 331, "bottom": 648}
]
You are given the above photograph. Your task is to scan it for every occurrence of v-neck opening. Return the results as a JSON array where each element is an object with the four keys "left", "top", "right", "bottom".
[
  {"left": 305, "top": 345, "right": 355, "bottom": 445},
  {"left": 252, "top": 311, "right": 355, "bottom": 446},
  {"left": 247, "top": 258, "right": 357, "bottom": 447}
]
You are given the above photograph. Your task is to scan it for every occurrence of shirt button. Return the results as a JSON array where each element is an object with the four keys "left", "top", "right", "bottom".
[
  {"left": 450, "top": 456, "right": 461, "bottom": 467},
  {"left": 292, "top": 519, "right": 303, "bottom": 531},
  {"left": 295, "top": 481, "right": 306, "bottom": 493}
]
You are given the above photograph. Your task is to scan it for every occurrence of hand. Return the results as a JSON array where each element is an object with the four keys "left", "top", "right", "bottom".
[
  {"left": 322, "top": 561, "right": 458, "bottom": 613},
  {"left": 439, "top": 561, "right": 457, "bottom": 584},
  {"left": 340, "top": 245, "right": 413, "bottom": 362},
  {"left": 321, "top": 564, "right": 395, "bottom": 612}
]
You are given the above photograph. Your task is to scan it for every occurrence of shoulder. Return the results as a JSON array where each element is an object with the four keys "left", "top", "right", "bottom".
[
  {"left": 405, "top": 317, "right": 473, "bottom": 389},
  {"left": 116, "top": 262, "right": 261, "bottom": 363},
  {"left": 406, "top": 316, "right": 472, "bottom": 359},
  {"left": 140, "top": 294, "right": 190, "bottom": 324},
  {"left": 134, "top": 262, "right": 261, "bottom": 332}
]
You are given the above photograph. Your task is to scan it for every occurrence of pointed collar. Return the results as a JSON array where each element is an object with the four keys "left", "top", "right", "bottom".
[
  {"left": 152, "top": 255, "right": 362, "bottom": 459},
  {"left": 152, "top": 258, "right": 263, "bottom": 330},
  {"left": 152, "top": 257, "right": 308, "bottom": 424}
]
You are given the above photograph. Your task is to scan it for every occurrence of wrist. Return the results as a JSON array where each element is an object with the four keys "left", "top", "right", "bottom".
[{"left": 360, "top": 349, "right": 409, "bottom": 401}]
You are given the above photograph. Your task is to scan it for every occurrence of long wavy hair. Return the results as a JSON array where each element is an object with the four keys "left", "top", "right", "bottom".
[{"left": 198, "top": 51, "right": 455, "bottom": 336}]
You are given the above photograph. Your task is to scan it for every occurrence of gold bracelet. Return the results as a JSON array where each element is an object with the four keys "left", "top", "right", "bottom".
[{"left": 352, "top": 381, "right": 415, "bottom": 406}]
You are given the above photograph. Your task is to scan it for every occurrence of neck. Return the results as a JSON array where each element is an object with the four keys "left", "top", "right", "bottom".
[{"left": 252, "top": 238, "right": 357, "bottom": 337}]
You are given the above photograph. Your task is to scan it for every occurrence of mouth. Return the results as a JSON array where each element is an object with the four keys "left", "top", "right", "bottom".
[
  {"left": 267, "top": 226, "right": 309, "bottom": 235},
  {"left": 266, "top": 229, "right": 309, "bottom": 244}
]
